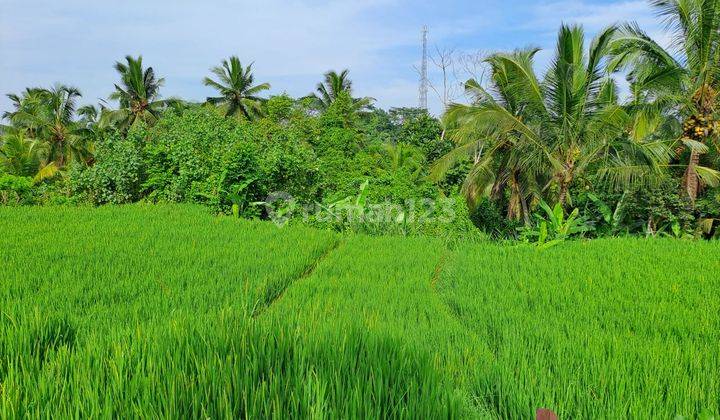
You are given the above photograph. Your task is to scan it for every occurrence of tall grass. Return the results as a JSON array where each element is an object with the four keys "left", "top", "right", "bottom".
[
  {"left": 263, "top": 235, "right": 495, "bottom": 416},
  {"left": 2, "top": 310, "right": 461, "bottom": 418},
  {"left": 0, "top": 205, "right": 460, "bottom": 418},
  {"left": 439, "top": 239, "right": 720, "bottom": 418},
  {"left": 2, "top": 205, "right": 719, "bottom": 417}
]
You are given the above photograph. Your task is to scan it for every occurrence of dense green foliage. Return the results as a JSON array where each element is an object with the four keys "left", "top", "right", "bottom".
[
  {"left": 4, "top": 1, "right": 720, "bottom": 416},
  {"left": 1, "top": 206, "right": 718, "bottom": 417},
  {"left": 2, "top": 83, "right": 472, "bottom": 236},
  {"left": 70, "top": 129, "right": 145, "bottom": 204},
  {"left": 0, "top": 173, "right": 33, "bottom": 205},
  {"left": 4, "top": 0, "right": 719, "bottom": 241}
]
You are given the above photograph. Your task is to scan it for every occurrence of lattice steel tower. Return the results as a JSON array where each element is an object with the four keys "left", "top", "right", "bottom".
[{"left": 419, "top": 25, "right": 428, "bottom": 110}]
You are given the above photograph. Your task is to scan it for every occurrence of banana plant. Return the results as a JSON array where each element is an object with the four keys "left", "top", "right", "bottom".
[
  {"left": 322, "top": 179, "right": 370, "bottom": 216},
  {"left": 697, "top": 218, "right": 720, "bottom": 239},
  {"left": 318, "top": 180, "right": 409, "bottom": 235},
  {"left": 658, "top": 220, "right": 696, "bottom": 240},
  {"left": 224, "top": 177, "right": 255, "bottom": 218},
  {"left": 587, "top": 192, "right": 627, "bottom": 234},
  {"left": 519, "top": 201, "right": 591, "bottom": 248}
]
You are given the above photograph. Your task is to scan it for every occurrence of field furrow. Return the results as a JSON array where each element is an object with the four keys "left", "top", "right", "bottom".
[
  {"left": 263, "top": 235, "right": 495, "bottom": 417},
  {"left": 2, "top": 206, "right": 719, "bottom": 418},
  {"left": 251, "top": 237, "right": 345, "bottom": 317}
]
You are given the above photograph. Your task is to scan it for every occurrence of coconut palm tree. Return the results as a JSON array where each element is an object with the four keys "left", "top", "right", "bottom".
[
  {"left": 434, "top": 25, "right": 669, "bottom": 221},
  {"left": 1, "top": 130, "right": 44, "bottom": 176},
  {"left": 77, "top": 104, "right": 100, "bottom": 127},
  {"left": 0, "top": 130, "right": 58, "bottom": 181},
  {"left": 608, "top": 0, "right": 720, "bottom": 202},
  {"left": 3, "top": 85, "right": 91, "bottom": 168},
  {"left": 379, "top": 142, "right": 424, "bottom": 179},
  {"left": 433, "top": 71, "right": 545, "bottom": 223},
  {"left": 104, "top": 55, "right": 166, "bottom": 130},
  {"left": 203, "top": 56, "right": 270, "bottom": 120},
  {"left": 3, "top": 88, "right": 48, "bottom": 138},
  {"left": 310, "top": 70, "right": 373, "bottom": 112}
]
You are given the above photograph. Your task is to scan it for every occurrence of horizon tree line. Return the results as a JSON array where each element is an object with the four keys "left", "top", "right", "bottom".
[{"left": 2, "top": 0, "right": 719, "bottom": 226}]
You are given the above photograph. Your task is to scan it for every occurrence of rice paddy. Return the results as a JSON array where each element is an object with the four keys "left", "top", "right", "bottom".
[{"left": 1, "top": 205, "right": 719, "bottom": 417}]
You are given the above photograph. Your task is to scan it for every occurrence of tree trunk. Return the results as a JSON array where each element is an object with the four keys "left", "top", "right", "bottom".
[
  {"left": 557, "top": 161, "right": 575, "bottom": 208},
  {"left": 558, "top": 176, "right": 572, "bottom": 208},
  {"left": 521, "top": 195, "right": 531, "bottom": 226},
  {"left": 646, "top": 216, "right": 654, "bottom": 237},
  {"left": 507, "top": 174, "right": 521, "bottom": 221},
  {"left": 683, "top": 148, "right": 701, "bottom": 203},
  {"left": 558, "top": 183, "right": 568, "bottom": 207},
  {"left": 57, "top": 139, "right": 65, "bottom": 168}
]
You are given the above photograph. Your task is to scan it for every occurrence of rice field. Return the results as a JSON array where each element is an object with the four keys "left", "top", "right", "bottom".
[
  {"left": 1, "top": 205, "right": 719, "bottom": 418},
  {"left": 438, "top": 240, "right": 720, "bottom": 418}
]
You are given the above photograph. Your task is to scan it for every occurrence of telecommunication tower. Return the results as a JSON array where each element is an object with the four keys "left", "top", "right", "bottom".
[{"left": 419, "top": 25, "right": 428, "bottom": 110}]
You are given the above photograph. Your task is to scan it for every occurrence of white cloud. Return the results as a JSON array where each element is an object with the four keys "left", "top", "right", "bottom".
[
  {"left": 526, "top": 0, "right": 659, "bottom": 32},
  {"left": 363, "top": 78, "right": 422, "bottom": 110},
  {"left": 0, "top": 0, "right": 672, "bottom": 115},
  {"left": 0, "top": 0, "right": 427, "bottom": 111}
]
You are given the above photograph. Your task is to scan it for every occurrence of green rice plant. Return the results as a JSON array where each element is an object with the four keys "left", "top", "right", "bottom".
[
  {"left": 438, "top": 238, "right": 720, "bottom": 418},
  {"left": 0, "top": 204, "right": 337, "bottom": 322},
  {"left": 0, "top": 205, "right": 463, "bottom": 418},
  {"left": 263, "top": 235, "right": 495, "bottom": 417},
  {"left": 1, "top": 309, "right": 462, "bottom": 418},
  {"left": 2, "top": 205, "right": 719, "bottom": 418}
]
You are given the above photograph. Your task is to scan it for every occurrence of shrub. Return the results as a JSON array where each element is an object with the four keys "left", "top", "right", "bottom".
[
  {"left": 408, "top": 193, "right": 488, "bottom": 245},
  {"left": 0, "top": 173, "right": 34, "bottom": 205},
  {"left": 318, "top": 91, "right": 358, "bottom": 130},
  {"left": 31, "top": 179, "right": 75, "bottom": 206},
  {"left": 397, "top": 111, "right": 449, "bottom": 162},
  {"left": 696, "top": 188, "right": 720, "bottom": 238},
  {"left": 70, "top": 129, "right": 144, "bottom": 205},
  {"left": 469, "top": 197, "right": 519, "bottom": 238},
  {"left": 263, "top": 94, "right": 295, "bottom": 123},
  {"left": 140, "top": 107, "right": 318, "bottom": 217},
  {"left": 142, "top": 107, "right": 265, "bottom": 209},
  {"left": 211, "top": 141, "right": 264, "bottom": 216},
  {"left": 143, "top": 108, "right": 241, "bottom": 202},
  {"left": 604, "top": 178, "right": 693, "bottom": 235},
  {"left": 259, "top": 140, "right": 320, "bottom": 204},
  {"left": 302, "top": 181, "right": 484, "bottom": 242}
]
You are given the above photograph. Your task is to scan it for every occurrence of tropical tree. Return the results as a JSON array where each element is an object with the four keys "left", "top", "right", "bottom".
[
  {"left": 434, "top": 24, "right": 669, "bottom": 222},
  {"left": 104, "top": 55, "right": 165, "bottom": 130},
  {"left": 0, "top": 130, "right": 58, "bottom": 181},
  {"left": 310, "top": 70, "right": 373, "bottom": 112},
  {"left": 3, "top": 88, "right": 49, "bottom": 138},
  {"left": 77, "top": 104, "right": 100, "bottom": 127},
  {"left": 1, "top": 130, "right": 45, "bottom": 176},
  {"left": 609, "top": 0, "right": 720, "bottom": 202},
  {"left": 203, "top": 56, "right": 270, "bottom": 120},
  {"left": 378, "top": 142, "right": 424, "bottom": 179},
  {"left": 434, "top": 68, "right": 544, "bottom": 223},
  {"left": 2, "top": 85, "right": 92, "bottom": 167}
]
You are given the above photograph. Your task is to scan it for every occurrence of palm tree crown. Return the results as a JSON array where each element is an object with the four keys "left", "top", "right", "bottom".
[
  {"left": 608, "top": 0, "right": 720, "bottom": 201},
  {"left": 203, "top": 56, "right": 270, "bottom": 120},
  {"left": 435, "top": 24, "right": 668, "bottom": 222},
  {"left": 310, "top": 70, "right": 373, "bottom": 112},
  {"left": 2, "top": 84, "right": 91, "bottom": 168},
  {"left": 105, "top": 55, "right": 166, "bottom": 130}
]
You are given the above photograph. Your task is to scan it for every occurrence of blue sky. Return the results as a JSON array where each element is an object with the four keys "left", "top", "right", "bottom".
[{"left": 1, "top": 0, "right": 667, "bottom": 116}]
